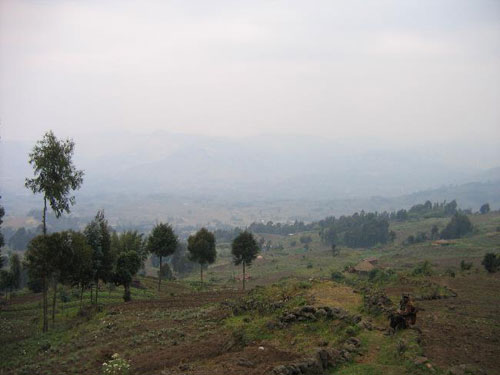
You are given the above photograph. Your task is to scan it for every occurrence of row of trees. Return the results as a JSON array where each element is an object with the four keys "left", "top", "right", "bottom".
[
  {"left": 23, "top": 211, "right": 144, "bottom": 331},
  {"left": 149, "top": 223, "right": 260, "bottom": 291},
  {"left": 15, "top": 130, "right": 261, "bottom": 334},
  {"left": 318, "top": 212, "right": 393, "bottom": 248}
]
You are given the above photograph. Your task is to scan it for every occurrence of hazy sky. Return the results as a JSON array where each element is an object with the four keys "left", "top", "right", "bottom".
[{"left": 1, "top": 0, "right": 499, "bottom": 144}]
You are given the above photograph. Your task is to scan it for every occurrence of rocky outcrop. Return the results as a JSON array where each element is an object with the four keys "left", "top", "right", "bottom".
[
  {"left": 272, "top": 305, "right": 361, "bottom": 327},
  {"left": 271, "top": 341, "right": 362, "bottom": 375},
  {"left": 363, "top": 291, "right": 394, "bottom": 316}
]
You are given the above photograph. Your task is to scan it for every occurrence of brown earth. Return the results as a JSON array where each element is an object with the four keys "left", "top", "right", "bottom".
[{"left": 385, "top": 273, "right": 500, "bottom": 375}]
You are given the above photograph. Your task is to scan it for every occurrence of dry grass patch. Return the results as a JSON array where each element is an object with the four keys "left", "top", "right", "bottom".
[{"left": 307, "top": 281, "right": 361, "bottom": 313}]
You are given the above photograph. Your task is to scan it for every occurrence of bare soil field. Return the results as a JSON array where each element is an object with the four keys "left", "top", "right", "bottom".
[{"left": 385, "top": 273, "right": 500, "bottom": 375}]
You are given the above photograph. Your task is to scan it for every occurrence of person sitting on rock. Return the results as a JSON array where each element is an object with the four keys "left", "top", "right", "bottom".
[
  {"left": 398, "top": 294, "right": 417, "bottom": 326},
  {"left": 389, "top": 294, "right": 417, "bottom": 331}
]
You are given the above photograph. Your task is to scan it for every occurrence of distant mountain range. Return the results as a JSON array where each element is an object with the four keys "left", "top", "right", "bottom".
[{"left": 1, "top": 132, "right": 499, "bottom": 225}]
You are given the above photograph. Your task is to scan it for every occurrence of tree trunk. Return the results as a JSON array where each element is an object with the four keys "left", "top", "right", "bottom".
[
  {"left": 158, "top": 256, "right": 162, "bottom": 291},
  {"left": 95, "top": 280, "right": 99, "bottom": 304},
  {"left": 42, "top": 275, "right": 48, "bottom": 332},
  {"left": 42, "top": 197, "right": 47, "bottom": 235},
  {"left": 52, "top": 280, "right": 57, "bottom": 324},
  {"left": 124, "top": 283, "right": 131, "bottom": 302},
  {"left": 90, "top": 284, "right": 93, "bottom": 304},
  {"left": 200, "top": 264, "right": 203, "bottom": 285},
  {"left": 42, "top": 198, "right": 48, "bottom": 332},
  {"left": 242, "top": 262, "right": 246, "bottom": 291}
]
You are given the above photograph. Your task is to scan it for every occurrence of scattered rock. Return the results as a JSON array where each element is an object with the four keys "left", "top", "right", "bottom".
[
  {"left": 359, "top": 320, "right": 373, "bottom": 330},
  {"left": 414, "top": 356, "right": 428, "bottom": 365},
  {"left": 350, "top": 315, "right": 362, "bottom": 324},
  {"left": 283, "top": 314, "right": 297, "bottom": 323},
  {"left": 237, "top": 358, "right": 255, "bottom": 368},
  {"left": 342, "top": 343, "right": 358, "bottom": 353},
  {"left": 315, "top": 308, "right": 328, "bottom": 319},
  {"left": 345, "top": 337, "right": 361, "bottom": 347}
]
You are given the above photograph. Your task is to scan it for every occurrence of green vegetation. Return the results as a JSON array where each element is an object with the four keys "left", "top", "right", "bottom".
[
  {"left": 480, "top": 203, "right": 490, "bottom": 214},
  {"left": 146, "top": 223, "right": 178, "bottom": 291},
  {"left": 25, "top": 130, "right": 84, "bottom": 236},
  {"left": 84, "top": 210, "right": 114, "bottom": 304},
  {"left": 114, "top": 251, "right": 141, "bottom": 301},
  {"left": 440, "top": 213, "right": 474, "bottom": 239},
  {"left": 231, "top": 231, "right": 260, "bottom": 290},
  {"left": 187, "top": 228, "right": 217, "bottom": 283},
  {"left": 481, "top": 253, "right": 500, "bottom": 273},
  {"left": 2, "top": 136, "right": 500, "bottom": 374}
]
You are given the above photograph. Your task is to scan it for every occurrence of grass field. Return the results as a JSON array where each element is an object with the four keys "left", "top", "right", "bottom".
[{"left": 1, "top": 212, "right": 499, "bottom": 374}]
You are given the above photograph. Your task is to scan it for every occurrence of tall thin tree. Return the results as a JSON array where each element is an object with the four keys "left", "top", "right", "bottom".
[
  {"left": 231, "top": 231, "right": 259, "bottom": 291},
  {"left": 147, "top": 223, "right": 178, "bottom": 291},
  {"left": 187, "top": 228, "right": 217, "bottom": 284},
  {"left": 25, "top": 131, "right": 84, "bottom": 235},
  {"left": 24, "top": 131, "right": 83, "bottom": 332},
  {"left": 84, "top": 210, "right": 113, "bottom": 304}
]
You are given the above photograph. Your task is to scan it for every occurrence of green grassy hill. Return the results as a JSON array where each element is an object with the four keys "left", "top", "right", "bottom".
[{"left": 1, "top": 212, "right": 499, "bottom": 374}]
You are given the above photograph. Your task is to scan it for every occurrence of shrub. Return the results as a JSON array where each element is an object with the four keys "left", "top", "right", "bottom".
[
  {"left": 331, "top": 271, "right": 344, "bottom": 282},
  {"left": 412, "top": 260, "right": 433, "bottom": 276},
  {"left": 440, "top": 213, "right": 473, "bottom": 239},
  {"left": 479, "top": 203, "right": 490, "bottom": 214},
  {"left": 460, "top": 260, "right": 472, "bottom": 271},
  {"left": 368, "top": 268, "right": 396, "bottom": 283},
  {"left": 405, "top": 235, "right": 415, "bottom": 245},
  {"left": 481, "top": 253, "right": 500, "bottom": 273},
  {"left": 299, "top": 235, "right": 312, "bottom": 244},
  {"left": 102, "top": 353, "right": 131, "bottom": 375},
  {"left": 159, "top": 263, "right": 174, "bottom": 280},
  {"left": 331, "top": 244, "right": 339, "bottom": 256}
]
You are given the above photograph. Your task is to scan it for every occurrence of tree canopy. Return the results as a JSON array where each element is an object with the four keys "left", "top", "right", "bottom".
[
  {"left": 481, "top": 253, "right": 499, "bottom": 273},
  {"left": 25, "top": 131, "right": 84, "bottom": 234},
  {"left": 480, "top": 203, "right": 490, "bottom": 214},
  {"left": 231, "top": 231, "right": 259, "bottom": 290},
  {"left": 187, "top": 228, "right": 217, "bottom": 283},
  {"left": 147, "top": 223, "right": 178, "bottom": 290},
  {"left": 84, "top": 210, "right": 113, "bottom": 303},
  {"left": 440, "top": 213, "right": 473, "bottom": 240},
  {"left": 114, "top": 251, "right": 141, "bottom": 302}
]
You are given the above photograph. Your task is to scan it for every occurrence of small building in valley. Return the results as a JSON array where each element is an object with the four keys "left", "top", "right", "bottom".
[
  {"left": 353, "top": 260, "right": 376, "bottom": 274},
  {"left": 363, "top": 257, "right": 378, "bottom": 265}
]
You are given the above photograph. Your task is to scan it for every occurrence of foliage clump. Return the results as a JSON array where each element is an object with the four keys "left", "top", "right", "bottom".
[
  {"left": 330, "top": 271, "right": 344, "bottom": 282},
  {"left": 412, "top": 260, "right": 433, "bottom": 276},
  {"left": 232, "top": 231, "right": 260, "bottom": 290},
  {"left": 147, "top": 223, "right": 178, "bottom": 291},
  {"left": 25, "top": 131, "right": 84, "bottom": 235},
  {"left": 440, "top": 213, "right": 473, "bottom": 239},
  {"left": 187, "top": 228, "right": 217, "bottom": 283},
  {"left": 460, "top": 260, "right": 473, "bottom": 271},
  {"left": 102, "top": 353, "right": 130, "bottom": 375},
  {"left": 481, "top": 253, "right": 500, "bottom": 273}
]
